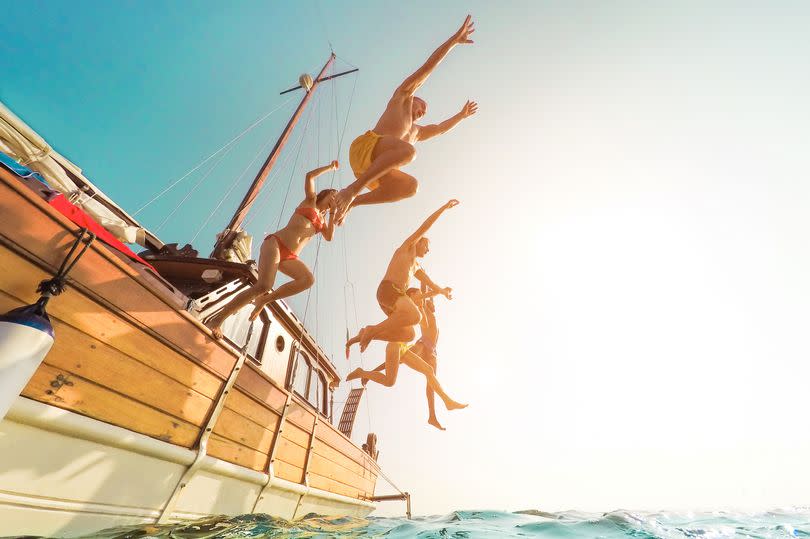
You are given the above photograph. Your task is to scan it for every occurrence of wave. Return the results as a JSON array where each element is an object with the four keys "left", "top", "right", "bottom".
[{"left": 27, "top": 507, "right": 810, "bottom": 538}]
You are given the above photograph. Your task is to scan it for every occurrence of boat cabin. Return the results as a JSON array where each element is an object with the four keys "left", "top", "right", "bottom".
[{"left": 143, "top": 253, "right": 339, "bottom": 422}]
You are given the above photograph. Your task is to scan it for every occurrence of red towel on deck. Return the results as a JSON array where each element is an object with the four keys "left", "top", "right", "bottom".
[{"left": 48, "top": 194, "right": 156, "bottom": 271}]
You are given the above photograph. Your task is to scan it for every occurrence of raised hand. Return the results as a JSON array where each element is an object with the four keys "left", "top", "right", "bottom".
[
  {"left": 441, "top": 287, "right": 453, "bottom": 300},
  {"left": 453, "top": 15, "right": 475, "bottom": 45},
  {"left": 460, "top": 100, "right": 478, "bottom": 118},
  {"left": 445, "top": 199, "right": 460, "bottom": 209},
  {"left": 330, "top": 160, "right": 339, "bottom": 170}
]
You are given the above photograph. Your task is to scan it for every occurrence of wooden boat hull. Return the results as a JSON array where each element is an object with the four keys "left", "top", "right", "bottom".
[
  {"left": 0, "top": 167, "right": 378, "bottom": 536},
  {"left": 0, "top": 398, "right": 372, "bottom": 537}
]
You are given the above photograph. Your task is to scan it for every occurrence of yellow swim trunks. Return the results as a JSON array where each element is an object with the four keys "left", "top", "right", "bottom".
[{"left": 349, "top": 130, "right": 383, "bottom": 190}]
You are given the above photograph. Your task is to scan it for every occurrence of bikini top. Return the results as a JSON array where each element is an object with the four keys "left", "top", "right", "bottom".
[{"left": 295, "top": 206, "right": 324, "bottom": 233}]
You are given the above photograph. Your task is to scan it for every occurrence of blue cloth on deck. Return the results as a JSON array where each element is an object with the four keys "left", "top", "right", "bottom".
[{"left": 0, "top": 151, "right": 49, "bottom": 185}]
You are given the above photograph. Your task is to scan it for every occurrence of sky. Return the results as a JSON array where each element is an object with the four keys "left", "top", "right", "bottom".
[{"left": 4, "top": 0, "right": 810, "bottom": 517}]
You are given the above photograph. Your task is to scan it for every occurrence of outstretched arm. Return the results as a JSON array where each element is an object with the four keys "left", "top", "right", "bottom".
[
  {"left": 415, "top": 268, "right": 452, "bottom": 300},
  {"left": 402, "top": 199, "right": 459, "bottom": 248},
  {"left": 415, "top": 288, "right": 444, "bottom": 302},
  {"left": 396, "top": 16, "right": 475, "bottom": 97},
  {"left": 304, "top": 160, "right": 339, "bottom": 201},
  {"left": 417, "top": 101, "right": 478, "bottom": 141}
]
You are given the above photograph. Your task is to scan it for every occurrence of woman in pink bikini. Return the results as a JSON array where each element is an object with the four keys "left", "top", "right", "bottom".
[{"left": 208, "top": 160, "right": 338, "bottom": 339}]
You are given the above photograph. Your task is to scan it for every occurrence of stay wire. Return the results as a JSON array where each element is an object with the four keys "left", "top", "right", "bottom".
[
  {"left": 241, "top": 115, "right": 312, "bottom": 232},
  {"left": 247, "top": 90, "right": 318, "bottom": 234},
  {"left": 325, "top": 69, "right": 371, "bottom": 432},
  {"left": 275, "top": 91, "right": 323, "bottom": 231},
  {"left": 133, "top": 95, "right": 296, "bottom": 216},
  {"left": 312, "top": 0, "right": 334, "bottom": 53},
  {"left": 154, "top": 143, "right": 234, "bottom": 233},
  {"left": 189, "top": 127, "right": 280, "bottom": 244}
]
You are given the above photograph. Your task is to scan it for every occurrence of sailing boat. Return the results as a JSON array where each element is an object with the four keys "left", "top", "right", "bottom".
[{"left": 0, "top": 54, "right": 407, "bottom": 537}]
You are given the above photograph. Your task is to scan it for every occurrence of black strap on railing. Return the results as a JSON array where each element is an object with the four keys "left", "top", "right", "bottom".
[{"left": 35, "top": 228, "right": 96, "bottom": 311}]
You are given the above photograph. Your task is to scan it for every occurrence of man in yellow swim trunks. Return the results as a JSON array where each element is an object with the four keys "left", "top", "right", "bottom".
[{"left": 333, "top": 15, "right": 479, "bottom": 224}]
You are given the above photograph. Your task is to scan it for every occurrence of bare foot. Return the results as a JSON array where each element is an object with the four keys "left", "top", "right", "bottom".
[
  {"left": 248, "top": 304, "right": 263, "bottom": 321},
  {"left": 428, "top": 416, "right": 446, "bottom": 431},
  {"left": 210, "top": 325, "right": 224, "bottom": 340},
  {"left": 445, "top": 400, "right": 468, "bottom": 411},
  {"left": 334, "top": 188, "right": 357, "bottom": 225},
  {"left": 345, "top": 330, "right": 363, "bottom": 359},
  {"left": 358, "top": 326, "right": 375, "bottom": 353},
  {"left": 346, "top": 367, "right": 365, "bottom": 382}
]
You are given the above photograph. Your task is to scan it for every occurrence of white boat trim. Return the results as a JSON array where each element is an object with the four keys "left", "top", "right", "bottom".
[
  {"left": 157, "top": 327, "right": 254, "bottom": 523},
  {"left": 0, "top": 490, "right": 163, "bottom": 519},
  {"left": 5, "top": 397, "right": 375, "bottom": 511}
]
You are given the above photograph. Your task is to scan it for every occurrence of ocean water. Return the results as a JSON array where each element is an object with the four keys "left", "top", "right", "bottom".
[{"left": 27, "top": 508, "right": 810, "bottom": 539}]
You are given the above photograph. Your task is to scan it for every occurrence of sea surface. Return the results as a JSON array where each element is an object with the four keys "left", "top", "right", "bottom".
[{"left": 21, "top": 508, "right": 810, "bottom": 539}]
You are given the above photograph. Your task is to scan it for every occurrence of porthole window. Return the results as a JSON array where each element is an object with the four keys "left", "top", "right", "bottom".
[{"left": 275, "top": 335, "right": 285, "bottom": 352}]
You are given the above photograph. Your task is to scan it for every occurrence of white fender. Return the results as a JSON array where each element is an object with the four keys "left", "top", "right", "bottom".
[{"left": 0, "top": 304, "right": 54, "bottom": 421}]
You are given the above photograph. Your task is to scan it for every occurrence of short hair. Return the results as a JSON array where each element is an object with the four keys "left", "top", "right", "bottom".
[{"left": 316, "top": 188, "right": 336, "bottom": 204}]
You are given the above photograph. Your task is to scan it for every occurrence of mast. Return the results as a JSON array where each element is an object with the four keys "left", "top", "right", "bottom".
[{"left": 210, "top": 53, "right": 337, "bottom": 260}]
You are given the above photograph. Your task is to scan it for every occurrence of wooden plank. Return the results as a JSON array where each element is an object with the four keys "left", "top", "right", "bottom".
[
  {"left": 0, "top": 187, "right": 239, "bottom": 379},
  {"left": 316, "top": 422, "right": 374, "bottom": 470},
  {"left": 234, "top": 365, "right": 288, "bottom": 413},
  {"left": 274, "top": 459, "right": 304, "bottom": 484},
  {"left": 308, "top": 471, "right": 365, "bottom": 500},
  {"left": 312, "top": 438, "right": 371, "bottom": 478},
  {"left": 309, "top": 452, "right": 376, "bottom": 494},
  {"left": 280, "top": 420, "right": 311, "bottom": 449},
  {"left": 207, "top": 434, "right": 267, "bottom": 472},
  {"left": 224, "top": 389, "right": 281, "bottom": 432},
  {"left": 212, "top": 407, "right": 277, "bottom": 454},
  {"left": 38, "top": 313, "right": 213, "bottom": 426},
  {"left": 285, "top": 400, "right": 316, "bottom": 433},
  {"left": 274, "top": 436, "right": 308, "bottom": 469},
  {"left": 0, "top": 284, "right": 224, "bottom": 402},
  {"left": 21, "top": 364, "right": 200, "bottom": 447}
]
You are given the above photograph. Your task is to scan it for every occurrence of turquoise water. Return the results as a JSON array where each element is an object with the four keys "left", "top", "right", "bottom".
[{"left": 32, "top": 508, "right": 810, "bottom": 538}]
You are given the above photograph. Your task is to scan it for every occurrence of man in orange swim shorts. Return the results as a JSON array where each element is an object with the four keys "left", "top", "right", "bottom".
[{"left": 333, "top": 15, "right": 479, "bottom": 224}]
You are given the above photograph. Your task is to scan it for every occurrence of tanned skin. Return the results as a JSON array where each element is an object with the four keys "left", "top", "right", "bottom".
[
  {"left": 207, "top": 161, "right": 339, "bottom": 339},
  {"left": 366, "top": 291, "right": 454, "bottom": 430},
  {"left": 333, "top": 16, "right": 478, "bottom": 224},
  {"left": 345, "top": 199, "right": 458, "bottom": 355},
  {"left": 345, "top": 200, "right": 465, "bottom": 418}
]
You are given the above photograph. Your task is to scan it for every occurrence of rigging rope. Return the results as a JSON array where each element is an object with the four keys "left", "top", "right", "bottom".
[
  {"left": 155, "top": 144, "right": 235, "bottom": 233},
  {"left": 189, "top": 132, "right": 278, "bottom": 244},
  {"left": 241, "top": 111, "right": 313, "bottom": 231},
  {"left": 133, "top": 95, "right": 297, "bottom": 216},
  {"left": 275, "top": 91, "right": 323, "bottom": 231}
]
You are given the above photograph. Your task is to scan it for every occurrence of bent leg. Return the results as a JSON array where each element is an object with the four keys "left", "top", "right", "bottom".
[
  {"left": 401, "top": 349, "right": 466, "bottom": 412},
  {"left": 249, "top": 258, "right": 314, "bottom": 320},
  {"left": 346, "top": 324, "right": 415, "bottom": 359},
  {"left": 360, "top": 296, "right": 421, "bottom": 349},
  {"left": 208, "top": 237, "right": 281, "bottom": 337},
  {"left": 346, "top": 342, "right": 402, "bottom": 387},
  {"left": 351, "top": 169, "right": 419, "bottom": 209},
  {"left": 423, "top": 352, "right": 441, "bottom": 429},
  {"left": 335, "top": 137, "right": 416, "bottom": 222}
]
